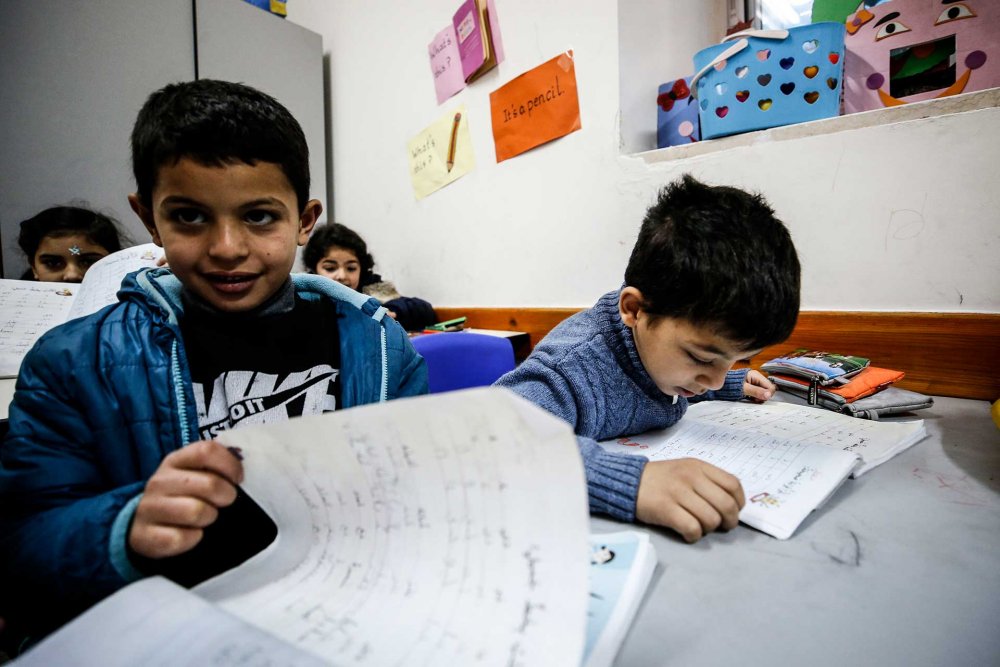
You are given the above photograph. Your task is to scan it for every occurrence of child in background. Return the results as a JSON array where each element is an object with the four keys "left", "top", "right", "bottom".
[
  {"left": 496, "top": 174, "right": 800, "bottom": 543},
  {"left": 0, "top": 80, "right": 426, "bottom": 648},
  {"left": 304, "top": 222, "right": 437, "bottom": 332},
  {"left": 17, "top": 205, "right": 125, "bottom": 282}
]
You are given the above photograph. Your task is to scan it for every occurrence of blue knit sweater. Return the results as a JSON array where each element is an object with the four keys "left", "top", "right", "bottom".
[{"left": 495, "top": 289, "right": 747, "bottom": 522}]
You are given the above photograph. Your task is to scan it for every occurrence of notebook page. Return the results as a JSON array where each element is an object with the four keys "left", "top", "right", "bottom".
[
  {"left": 200, "top": 387, "right": 590, "bottom": 667},
  {"left": 600, "top": 415, "right": 860, "bottom": 539},
  {"left": 66, "top": 243, "right": 162, "bottom": 321},
  {"left": 0, "top": 279, "right": 76, "bottom": 377},
  {"left": 12, "top": 576, "right": 326, "bottom": 667},
  {"left": 686, "top": 401, "right": 927, "bottom": 477}
]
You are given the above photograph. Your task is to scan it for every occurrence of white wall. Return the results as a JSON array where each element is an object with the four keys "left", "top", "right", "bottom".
[
  {"left": 289, "top": 0, "right": 999, "bottom": 313},
  {"left": 618, "top": 0, "right": 728, "bottom": 154}
]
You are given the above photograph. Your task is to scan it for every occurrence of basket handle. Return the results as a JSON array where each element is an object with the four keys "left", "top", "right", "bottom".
[
  {"left": 690, "top": 28, "right": 790, "bottom": 99},
  {"left": 690, "top": 38, "right": 748, "bottom": 98},
  {"left": 722, "top": 28, "right": 789, "bottom": 43}
]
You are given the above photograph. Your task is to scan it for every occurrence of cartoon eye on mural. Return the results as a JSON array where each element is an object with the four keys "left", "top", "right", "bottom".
[{"left": 843, "top": 0, "right": 997, "bottom": 113}]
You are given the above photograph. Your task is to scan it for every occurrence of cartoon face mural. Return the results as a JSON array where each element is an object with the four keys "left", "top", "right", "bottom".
[{"left": 843, "top": 0, "right": 997, "bottom": 113}]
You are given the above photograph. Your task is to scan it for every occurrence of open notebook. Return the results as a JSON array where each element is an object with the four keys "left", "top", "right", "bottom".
[
  {"left": 0, "top": 243, "right": 162, "bottom": 377},
  {"left": 13, "top": 388, "right": 593, "bottom": 666},
  {"left": 599, "top": 401, "right": 927, "bottom": 540}
]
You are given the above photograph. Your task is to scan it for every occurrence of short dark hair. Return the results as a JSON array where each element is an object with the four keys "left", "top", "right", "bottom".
[
  {"left": 624, "top": 174, "right": 800, "bottom": 349},
  {"left": 18, "top": 206, "right": 124, "bottom": 260},
  {"left": 303, "top": 223, "right": 376, "bottom": 286},
  {"left": 131, "top": 79, "right": 310, "bottom": 212}
]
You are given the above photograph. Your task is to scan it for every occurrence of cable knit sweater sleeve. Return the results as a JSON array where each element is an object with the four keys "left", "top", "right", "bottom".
[
  {"left": 692, "top": 368, "right": 749, "bottom": 402},
  {"left": 496, "top": 357, "right": 647, "bottom": 522}
]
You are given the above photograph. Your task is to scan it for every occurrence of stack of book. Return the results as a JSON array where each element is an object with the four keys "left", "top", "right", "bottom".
[{"left": 761, "top": 349, "right": 933, "bottom": 420}]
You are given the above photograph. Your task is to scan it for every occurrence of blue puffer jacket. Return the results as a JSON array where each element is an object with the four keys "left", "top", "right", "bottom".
[{"left": 0, "top": 268, "right": 427, "bottom": 639}]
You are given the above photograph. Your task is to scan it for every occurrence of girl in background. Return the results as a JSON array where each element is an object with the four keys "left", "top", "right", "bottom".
[
  {"left": 18, "top": 206, "right": 125, "bottom": 282},
  {"left": 304, "top": 223, "right": 436, "bottom": 332}
]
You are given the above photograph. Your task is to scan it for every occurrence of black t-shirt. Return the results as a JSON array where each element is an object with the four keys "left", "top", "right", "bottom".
[
  {"left": 182, "top": 293, "right": 343, "bottom": 440},
  {"left": 133, "top": 287, "right": 343, "bottom": 588}
]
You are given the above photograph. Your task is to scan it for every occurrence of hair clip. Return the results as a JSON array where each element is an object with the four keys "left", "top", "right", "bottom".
[{"left": 69, "top": 245, "right": 82, "bottom": 255}]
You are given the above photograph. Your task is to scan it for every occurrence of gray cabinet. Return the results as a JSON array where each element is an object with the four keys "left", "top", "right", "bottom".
[{"left": 0, "top": 0, "right": 326, "bottom": 278}]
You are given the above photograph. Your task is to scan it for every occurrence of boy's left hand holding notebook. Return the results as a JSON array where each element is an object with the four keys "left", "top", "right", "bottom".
[
  {"left": 130, "top": 440, "right": 244, "bottom": 558},
  {"left": 742, "top": 368, "right": 777, "bottom": 402}
]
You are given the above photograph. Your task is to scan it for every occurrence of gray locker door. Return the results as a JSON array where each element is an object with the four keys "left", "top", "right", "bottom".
[
  {"left": 194, "top": 0, "right": 328, "bottom": 219},
  {"left": 0, "top": 0, "right": 195, "bottom": 278}
]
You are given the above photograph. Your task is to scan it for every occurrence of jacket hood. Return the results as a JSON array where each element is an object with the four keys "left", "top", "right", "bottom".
[{"left": 117, "top": 268, "right": 391, "bottom": 325}]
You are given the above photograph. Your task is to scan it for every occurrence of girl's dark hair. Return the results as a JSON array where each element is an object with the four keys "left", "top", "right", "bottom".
[
  {"left": 18, "top": 206, "right": 124, "bottom": 260},
  {"left": 131, "top": 79, "right": 310, "bottom": 212},
  {"left": 303, "top": 223, "right": 376, "bottom": 286},
  {"left": 624, "top": 174, "right": 801, "bottom": 350}
]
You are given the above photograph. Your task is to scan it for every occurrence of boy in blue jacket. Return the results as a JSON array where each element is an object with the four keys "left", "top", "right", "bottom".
[
  {"left": 0, "top": 80, "right": 426, "bottom": 646},
  {"left": 496, "top": 175, "right": 800, "bottom": 544}
]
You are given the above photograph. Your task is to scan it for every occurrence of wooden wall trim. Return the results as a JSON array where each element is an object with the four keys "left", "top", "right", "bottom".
[{"left": 434, "top": 308, "right": 1000, "bottom": 402}]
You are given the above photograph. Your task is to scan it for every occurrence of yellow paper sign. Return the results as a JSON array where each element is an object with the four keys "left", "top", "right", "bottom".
[
  {"left": 489, "top": 51, "right": 581, "bottom": 163},
  {"left": 407, "top": 105, "right": 474, "bottom": 200}
]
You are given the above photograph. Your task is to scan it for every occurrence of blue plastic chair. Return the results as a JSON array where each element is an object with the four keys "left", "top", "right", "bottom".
[{"left": 411, "top": 332, "right": 516, "bottom": 394}]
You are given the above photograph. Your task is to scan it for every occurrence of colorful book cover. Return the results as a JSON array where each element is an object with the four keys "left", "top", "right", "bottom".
[
  {"left": 453, "top": 0, "right": 485, "bottom": 82},
  {"left": 761, "top": 349, "right": 870, "bottom": 385}
]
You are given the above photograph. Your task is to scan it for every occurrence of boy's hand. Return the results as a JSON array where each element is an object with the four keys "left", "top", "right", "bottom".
[
  {"left": 743, "top": 369, "right": 776, "bottom": 402},
  {"left": 129, "top": 440, "right": 244, "bottom": 559},
  {"left": 635, "top": 459, "right": 745, "bottom": 543}
]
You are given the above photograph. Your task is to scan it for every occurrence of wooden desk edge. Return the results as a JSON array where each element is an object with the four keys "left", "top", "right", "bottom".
[{"left": 434, "top": 308, "right": 1000, "bottom": 402}]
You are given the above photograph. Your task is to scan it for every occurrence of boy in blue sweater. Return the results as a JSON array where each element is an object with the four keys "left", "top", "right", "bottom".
[
  {"left": 0, "top": 80, "right": 426, "bottom": 647},
  {"left": 496, "top": 175, "right": 800, "bottom": 543}
]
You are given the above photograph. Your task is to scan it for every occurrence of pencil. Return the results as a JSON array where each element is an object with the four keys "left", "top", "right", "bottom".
[{"left": 446, "top": 112, "right": 461, "bottom": 172}]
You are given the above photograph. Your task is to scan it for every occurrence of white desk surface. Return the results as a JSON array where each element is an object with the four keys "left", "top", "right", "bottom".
[{"left": 596, "top": 395, "right": 1000, "bottom": 667}]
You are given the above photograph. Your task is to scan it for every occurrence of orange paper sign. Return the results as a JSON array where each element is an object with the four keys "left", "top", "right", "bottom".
[{"left": 489, "top": 51, "right": 581, "bottom": 163}]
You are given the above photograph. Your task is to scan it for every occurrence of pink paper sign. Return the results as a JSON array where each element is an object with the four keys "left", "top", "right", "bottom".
[{"left": 429, "top": 25, "right": 466, "bottom": 105}]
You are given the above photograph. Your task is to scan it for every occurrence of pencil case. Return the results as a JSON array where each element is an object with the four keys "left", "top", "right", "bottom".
[
  {"left": 769, "top": 366, "right": 905, "bottom": 406},
  {"left": 839, "top": 387, "right": 934, "bottom": 420},
  {"left": 761, "top": 349, "right": 869, "bottom": 386},
  {"left": 774, "top": 382, "right": 932, "bottom": 420}
]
